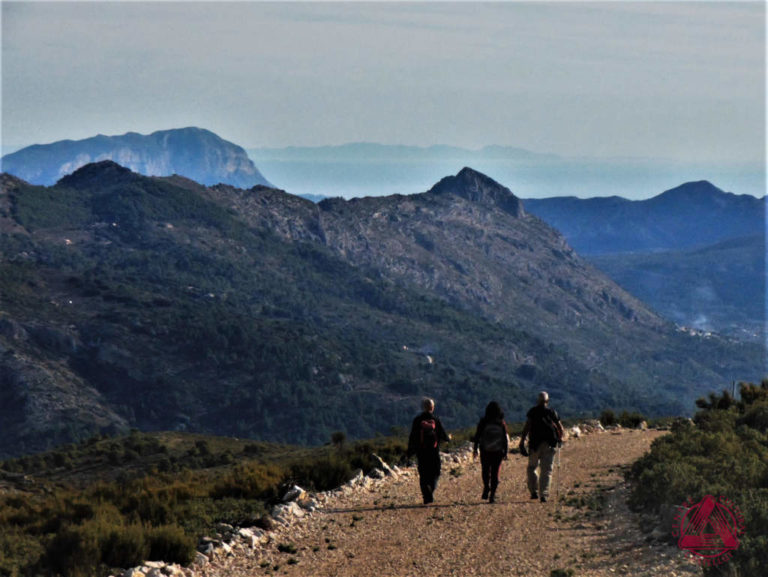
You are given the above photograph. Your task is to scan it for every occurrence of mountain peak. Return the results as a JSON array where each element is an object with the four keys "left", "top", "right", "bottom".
[
  {"left": 655, "top": 180, "right": 725, "bottom": 200},
  {"left": 427, "top": 167, "right": 525, "bottom": 217},
  {"left": 56, "top": 160, "right": 138, "bottom": 189},
  {"left": 1, "top": 128, "right": 272, "bottom": 189}
]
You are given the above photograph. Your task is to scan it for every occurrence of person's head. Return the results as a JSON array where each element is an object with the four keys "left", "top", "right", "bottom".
[
  {"left": 537, "top": 391, "right": 549, "bottom": 406},
  {"left": 422, "top": 397, "right": 435, "bottom": 413},
  {"left": 485, "top": 400, "right": 503, "bottom": 420}
]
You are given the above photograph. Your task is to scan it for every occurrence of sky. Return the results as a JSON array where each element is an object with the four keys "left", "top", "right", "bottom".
[{"left": 1, "top": 1, "right": 766, "bottom": 167}]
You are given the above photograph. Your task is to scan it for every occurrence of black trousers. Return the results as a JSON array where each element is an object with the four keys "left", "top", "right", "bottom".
[
  {"left": 480, "top": 450, "right": 504, "bottom": 492},
  {"left": 417, "top": 449, "right": 441, "bottom": 503}
]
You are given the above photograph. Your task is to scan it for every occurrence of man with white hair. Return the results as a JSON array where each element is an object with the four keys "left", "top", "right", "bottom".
[{"left": 518, "top": 391, "right": 564, "bottom": 502}]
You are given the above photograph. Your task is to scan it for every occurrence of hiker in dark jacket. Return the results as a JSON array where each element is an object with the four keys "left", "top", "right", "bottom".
[
  {"left": 519, "top": 391, "right": 564, "bottom": 502},
  {"left": 472, "top": 401, "right": 509, "bottom": 503},
  {"left": 407, "top": 397, "right": 451, "bottom": 504}
]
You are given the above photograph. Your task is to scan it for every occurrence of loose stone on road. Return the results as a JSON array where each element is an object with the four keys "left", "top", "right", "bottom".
[{"left": 206, "top": 429, "right": 702, "bottom": 577}]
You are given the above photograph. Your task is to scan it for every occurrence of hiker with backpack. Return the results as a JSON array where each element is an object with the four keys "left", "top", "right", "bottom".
[
  {"left": 518, "top": 391, "right": 564, "bottom": 503},
  {"left": 407, "top": 397, "right": 452, "bottom": 504},
  {"left": 472, "top": 401, "right": 510, "bottom": 503}
]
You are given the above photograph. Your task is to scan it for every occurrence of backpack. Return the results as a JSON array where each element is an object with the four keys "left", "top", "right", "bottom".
[
  {"left": 479, "top": 420, "right": 507, "bottom": 452},
  {"left": 532, "top": 408, "right": 561, "bottom": 448},
  {"left": 418, "top": 417, "right": 438, "bottom": 450}
]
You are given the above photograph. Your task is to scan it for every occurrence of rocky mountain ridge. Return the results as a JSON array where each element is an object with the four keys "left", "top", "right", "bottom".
[
  {"left": 0, "top": 163, "right": 761, "bottom": 456},
  {"left": 524, "top": 180, "right": 765, "bottom": 254},
  {"left": 0, "top": 127, "right": 272, "bottom": 189}
]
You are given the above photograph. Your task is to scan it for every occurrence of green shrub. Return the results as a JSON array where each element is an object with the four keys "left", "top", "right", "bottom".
[
  {"left": 210, "top": 463, "right": 284, "bottom": 500},
  {"left": 629, "top": 381, "right": 768, "bottom": 577},
  {"left": 599, "top": 409, "right": 617, "bottom": 427},
  {"left": 44, "top": 523, "right": 102, "bottom": 577},
  {"left": 618, "top": 410, "right": 646, "bottom": 429},
  {"left": 101, "top": 523, "right": 149, "bottom": 569},
  {"left": 277, "top": 542, "right": 298, "bottom": 554},
  {"left": 146, "top": 525, "right": 195, "bottom": 566},
  {"left": 0, "top": 528, "right": 45, "bottom": 577},
  {"left": 738, "top": 402, "right": 768, "bottom": 433},
  {"left": 290, "top": 456, "right": 354, "bottom": 492}
]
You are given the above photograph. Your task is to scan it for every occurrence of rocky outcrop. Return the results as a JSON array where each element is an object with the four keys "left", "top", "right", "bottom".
[
  {"left": 1, "top": 127, "right": 272, "bottom": 188},
  {"left": 427, "top": 166, "right": 525, "bottom": 217}
]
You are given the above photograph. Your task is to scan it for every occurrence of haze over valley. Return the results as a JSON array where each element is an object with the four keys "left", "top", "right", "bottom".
[{"left": 0, "top": 0, "right": 763, "bottom": 456}]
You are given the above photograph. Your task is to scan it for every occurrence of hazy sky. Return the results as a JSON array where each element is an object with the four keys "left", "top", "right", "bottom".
[{"left": 2, "top": 1, "right": 765, "bottom": 164}]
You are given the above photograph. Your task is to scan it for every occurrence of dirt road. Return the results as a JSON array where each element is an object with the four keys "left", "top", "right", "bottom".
[{"left": 207, "top": 429, "right": 701, "bottom": 577}]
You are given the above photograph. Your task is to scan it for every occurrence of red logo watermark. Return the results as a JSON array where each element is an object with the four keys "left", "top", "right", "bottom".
[{"left": 672, "top": 495, "right": 746, "bottom": 568}]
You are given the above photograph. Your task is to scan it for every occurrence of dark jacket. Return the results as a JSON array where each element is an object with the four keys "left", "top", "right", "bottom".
[
  {"left": 526, "top": 405, "right": 562, "bottom": 450},
  {"left": 473, "top": 417, "right": 509, "bottom": 454},
  {"left": 407, "top": 411, "right": 450, "bottom": 457}
]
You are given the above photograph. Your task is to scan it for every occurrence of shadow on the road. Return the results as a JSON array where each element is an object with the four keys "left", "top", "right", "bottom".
[{"left": 322, "top": 497, "right": 546, "bottom": 514}]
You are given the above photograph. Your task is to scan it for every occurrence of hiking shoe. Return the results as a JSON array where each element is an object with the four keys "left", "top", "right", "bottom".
[
  {"left": 489, "top": 492, "right": 496, "bottom": 504},
  {"left": 482, "top": 488, "right": 489, "bottom": 500},
  {"left": 540, "top": 496, "right": 548, "bottom": 503},
  {"left": 530, "top": 491, "right": 539, "bottom": 500}
]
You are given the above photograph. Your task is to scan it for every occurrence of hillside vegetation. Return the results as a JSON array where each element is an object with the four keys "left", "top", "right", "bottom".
[
  {"left": 0, "top": 164, "right": 763, "bottom": 457},
  {"left": 0, "top": 429, "right": 412, "bottom": 577},
  {"left": 629, "top": 380, "right": 768, "bottom": 576},
  {"left": 590, "top": 235, "right": 765, "bottom": 341}
]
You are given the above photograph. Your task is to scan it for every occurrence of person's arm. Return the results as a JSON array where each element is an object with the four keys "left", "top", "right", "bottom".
[
  {"left": 436, "top": 417, "right": 451, "bottom": 443},
  {"left": 435, "top": 419, "right": 453, "bottom": 443},
  {"left": 519, "top": 419, "right": 530, "bottom": 449},
  {"left": 472, "top": 420, "right": 484, "bottom": 455},
  {"left": 407, "top": 418, "right": 418, "bottom": 457},
  {"left": 502, "top": 421, "right": 510, "bottom": 458},
  {"left": 552, "top": 409, "right": 565, "bottom": 443}
]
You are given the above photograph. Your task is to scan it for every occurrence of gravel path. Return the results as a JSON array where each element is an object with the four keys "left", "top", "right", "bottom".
[{"left": 205, "top": 429, "right": 702, "bottom": 577}]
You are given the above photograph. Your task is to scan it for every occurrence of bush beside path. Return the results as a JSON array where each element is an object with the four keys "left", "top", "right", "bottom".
[{"left": 200, "top": 429, "right": 702, "bottom": 577}]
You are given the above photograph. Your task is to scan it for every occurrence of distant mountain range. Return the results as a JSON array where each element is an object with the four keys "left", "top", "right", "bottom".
[
  {"left": 248, "top": 142, "right": 766, "bottom": 199},
  {"left": 524, "top": 181, "right": 765, "bottom": 254},
  {"left": 590, "top": 235, "right": 765, "bottom": 340},
  {"left": 1, "top": 127, "right": 272, "bottom": 189},
  {"left": 521, "top": 181, "right": 766, "bottom": 340},
  {"left": 0, "top": 163, "right": 761, "bottom": 457}
]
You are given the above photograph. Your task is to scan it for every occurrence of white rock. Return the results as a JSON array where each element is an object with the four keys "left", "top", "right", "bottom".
[
  {"left": 347, "top": 469, "right": 365, "bottom": 486},
  {"left": 371, "top": 453, "right": 397, "bottom": 477},
  {"left": 368, "top": 467, "right": 386, "bottom": 480},
  {"left": 282, "top": 484, "right": 307, "bottom": 503},
  {"left": 192, "top": 552, "right": 209, "bottom": 567},
  {"left": 289, "top": 501, "right": 305, "bottom": 517},
  {"left": 273, "top": 501, "right": 305, "bottom": 519},
  {"left": 570, "top": 426, "right": 582, "bottom": 438},
  {"left": 249, "top": 528, "right": 268, "bottom": 545},
  {"left": 215, "top": 523, "right": 235, "bottom": 538},
  {"left": 359, "top": 476, "right": 373, "bottom": 490},
  {"left": 123, "top": 569, "right": 145, "bottom": 577},
  {"left": 198, "top": 541, "right": 216, "bottom": 558}
]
